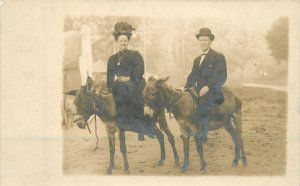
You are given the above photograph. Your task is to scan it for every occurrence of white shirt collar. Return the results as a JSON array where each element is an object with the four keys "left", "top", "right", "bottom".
[{"left": 201, "top": 48, "right": 210, "bottom": 55}]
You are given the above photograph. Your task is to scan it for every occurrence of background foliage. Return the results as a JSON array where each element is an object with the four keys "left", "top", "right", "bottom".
[{"left": 64, "top": 16, "right": 288, "bottom": 87}]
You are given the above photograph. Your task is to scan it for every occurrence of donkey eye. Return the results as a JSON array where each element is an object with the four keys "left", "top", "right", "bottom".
[
  {"left": 149, "top": 93, "right": 157, "bottom": 99},
  {"left": 81, "top": 101, "right": 87, "bottom": 107}
]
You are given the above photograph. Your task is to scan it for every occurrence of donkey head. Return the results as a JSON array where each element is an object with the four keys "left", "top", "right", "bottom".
[
  {"left": 64, "top": 77, "right": 96, "bottom": 129},
  {"left": 143, "top": 76, "right": 169, "bottom": 117}
]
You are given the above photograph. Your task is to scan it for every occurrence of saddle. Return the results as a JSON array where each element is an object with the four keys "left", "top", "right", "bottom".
[
  {"left": 184, "top": 88, "right": 199, "bottom": 102},
  {"left": 184, "top": 88, "right": 221, "bottom": 116}
]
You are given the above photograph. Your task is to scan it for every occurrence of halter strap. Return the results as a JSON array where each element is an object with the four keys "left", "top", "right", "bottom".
[{"left": 165, "top": 88, "right": 182, "bottom": 114}]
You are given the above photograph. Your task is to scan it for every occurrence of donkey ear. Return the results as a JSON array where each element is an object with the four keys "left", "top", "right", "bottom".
[
  {"left": 86, "top": 76, "right": 93, "bottom": 90},
  {"left": 156, "top": 76, "right": 169, "bottom": 85},
  {"left": 63, "top": 90, "right": 78, "bottom": 96}
]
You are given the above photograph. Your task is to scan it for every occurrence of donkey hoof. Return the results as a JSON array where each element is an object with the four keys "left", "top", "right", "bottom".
[
  {"left": 232, "top": 160, "right": 239, "bottom": 167},
  {"left": 201, "top": 169, "right": 206, "bottom": 174},
  {"left": 181, "top": 164, "right": 189, "bottom": 173},
  {"left": 123, "top": 169, "right": 130, "bottom": 174},
  {"left": 242, "top": 159, "right": 248, "bottom": 167},
  {"left": 158, "top": 160, "right": 165, "bottom": 166},
  {"left": 106, "top": 169, "right": 113, "bottom": 175}
]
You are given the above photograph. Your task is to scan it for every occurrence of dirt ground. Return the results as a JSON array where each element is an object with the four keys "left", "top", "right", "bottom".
[{"left": 63, "top": 86, "right": 287, "bottom": 176}]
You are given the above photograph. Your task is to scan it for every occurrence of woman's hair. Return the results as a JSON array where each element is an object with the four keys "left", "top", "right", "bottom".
[{"left": 113, "top": 32, "right": 132, "bottom": 41}]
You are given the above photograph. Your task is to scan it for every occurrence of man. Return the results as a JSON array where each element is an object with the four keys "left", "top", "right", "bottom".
[{"left": 184, "top": 27, "right": 227, "bottom": 143}]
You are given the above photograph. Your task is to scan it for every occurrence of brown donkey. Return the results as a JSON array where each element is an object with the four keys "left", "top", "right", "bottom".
[
  {"left": 65, "top": 78, "right": 179, "bottom": 174},
  {"left": 143, "top": 77, "right": 247, "bottom": 173}
]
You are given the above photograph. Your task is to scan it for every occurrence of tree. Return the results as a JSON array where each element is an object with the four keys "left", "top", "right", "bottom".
[
  {"left": 265, "top": 16, "right": 289, "bottom": 63},
  {"left": 64, "top": 15, "right": 74, "bottom": 31}
]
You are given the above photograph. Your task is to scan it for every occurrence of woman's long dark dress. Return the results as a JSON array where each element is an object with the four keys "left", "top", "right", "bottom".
[{"left": 107, "top": 49, "right": 147, "bottom": 131}]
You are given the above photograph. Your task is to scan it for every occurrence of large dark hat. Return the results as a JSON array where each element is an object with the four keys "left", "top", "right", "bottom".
[
  {"left": 196, "top": 28, "right": 215, "bottom": 41},
  {"left": 113, "top": 22, "right": 135, "bottom": 38}
]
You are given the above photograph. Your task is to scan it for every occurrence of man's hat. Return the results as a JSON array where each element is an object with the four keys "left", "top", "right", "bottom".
[
  {"left": 112, "top": 22, "right": 135, "bottom": 38},
  {"left": 196, "top": 28, "right": 215, "bottom": 41}
]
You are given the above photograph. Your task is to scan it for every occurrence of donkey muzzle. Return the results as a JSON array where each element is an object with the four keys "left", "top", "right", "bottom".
[
  {"left": 144, "top": 106, "right": 154, "bottom": 118},
  {"left": 74, "top": 115, "right": 86, "bottom": 129}
]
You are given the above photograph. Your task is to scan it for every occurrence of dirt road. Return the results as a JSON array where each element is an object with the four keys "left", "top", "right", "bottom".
[{"left": 63, "top": 86, "right": 286, "bottom": 175}]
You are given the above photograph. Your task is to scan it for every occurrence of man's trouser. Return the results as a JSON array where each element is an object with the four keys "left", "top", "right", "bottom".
[{"left": 195, "top": 92, "right": 218, "bottom": 143}]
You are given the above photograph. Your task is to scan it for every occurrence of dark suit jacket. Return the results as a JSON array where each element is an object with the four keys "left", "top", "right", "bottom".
[{"left": 184, "top": 49, "right": 227, "bottom": 104}]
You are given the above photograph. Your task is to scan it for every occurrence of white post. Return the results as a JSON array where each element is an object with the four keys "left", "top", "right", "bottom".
[{"left": 79, "top": 24, "right": 93, "bottom": 86}]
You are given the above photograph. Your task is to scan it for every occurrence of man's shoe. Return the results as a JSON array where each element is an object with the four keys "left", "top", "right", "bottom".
[{"left": 138, "top": 133, "right": 145, "bottom": 141}]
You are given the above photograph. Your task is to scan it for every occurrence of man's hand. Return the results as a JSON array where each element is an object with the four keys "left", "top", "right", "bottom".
[
  {"left": 100, "top": 88, "right": 111, "bottom": 95},
  {"left": 116, "top": 76, "right": 130, "bottom": 82},
  {"left": 177, "top": 87, "right": 187, "bottom": 92},
  {"left": 199, "top": 86, "right": 209, "bottom": 96}
]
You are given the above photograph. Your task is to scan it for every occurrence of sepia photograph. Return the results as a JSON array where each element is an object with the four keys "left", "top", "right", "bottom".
[
  {"left": 1, "top": 1, "right": 300, "bottom": 186},
  {"left": 63, "top": 11, "right": 288, "bottom": 176}
]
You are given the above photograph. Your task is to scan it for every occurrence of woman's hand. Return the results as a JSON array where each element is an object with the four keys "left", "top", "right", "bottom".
[
  {"left": 199, "top": 86, "right": 209, "bottom": 96},
  {"left": 116, "top": 76, "right": 130, "bottom": 82}
]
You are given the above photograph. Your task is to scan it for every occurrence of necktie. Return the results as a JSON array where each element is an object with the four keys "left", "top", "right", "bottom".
[{"left": 199, "top": 53, "right": 207, "bottom": 66}]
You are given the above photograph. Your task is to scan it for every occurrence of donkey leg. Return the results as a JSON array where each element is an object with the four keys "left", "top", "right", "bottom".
[
  {"left": 154, "top": 126, "right": 166, "bottom": 166},
  {"left": 181, "top": 136, "right": 190, "bottom": 172},
  {"left": 233, "top": 113, "right": 248, "bottom": 167},
  {"left": 158, "top": 112, "right": 179, "bottom": 166},
  {"left": 119, "top": 129, "right": 130, "bottom": 174},
  {"left": 224, "top": 118, "right": 241, "bottom": 167},
  {"left": 239, "top": 138, "right": 248, "bottom": 167},
  {"left": 195, "top": 136, "right": 206, "bottom": 174},
  {"left": 162, "top": 126, "right": 179, "bottom": 166},
  {"left": 106, "top": 127, "right": 115, "bottom": 174}
]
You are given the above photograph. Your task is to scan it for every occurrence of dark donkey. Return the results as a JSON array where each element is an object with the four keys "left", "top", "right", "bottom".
[
  {"left": 65, "top": 78, "right": 179, "bottom": 174},
  {"left": 143, "top": 77, "right": 247, "bottom": 173}
]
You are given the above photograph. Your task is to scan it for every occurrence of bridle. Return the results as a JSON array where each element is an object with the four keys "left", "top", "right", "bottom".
[
  {"left": 81, "top": 76, "right": 105, "bottom": 151},
  {"left": 161, "top": 86, "right": 183, "bottom": 115},
  {"left": 146, "top": 84, "right": 182, "bottom": 117}
]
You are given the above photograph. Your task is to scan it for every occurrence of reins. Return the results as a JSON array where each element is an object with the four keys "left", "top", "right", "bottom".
[
  {"left": 163, "top": 86, "right": 182, "bottom": 117},
  {"left": 84, "top": 77, "right": 100, "bottom": 151},
  {"left": 93, "top": 113, "right": 99, "bottom": 151},
  {"left": 84, "top": 113, "right": 100, "bottom": 151}
]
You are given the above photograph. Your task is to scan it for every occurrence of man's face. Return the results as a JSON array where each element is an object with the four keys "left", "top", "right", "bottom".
[
  {"left": 117, "top": 35, "right": 129, "bottom": 51},
  {"left": 198, "top": 36, "right": 212, "bottom": 52}
]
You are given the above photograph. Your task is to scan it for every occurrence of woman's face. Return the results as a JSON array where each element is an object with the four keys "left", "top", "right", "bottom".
[{"left": 117, "top": 35, "right": 129, "bottom": 51}]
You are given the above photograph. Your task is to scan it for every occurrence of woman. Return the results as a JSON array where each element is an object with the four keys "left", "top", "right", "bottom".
[{"left": 106, "top": 22, "right": 146, "bottom": 135}]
